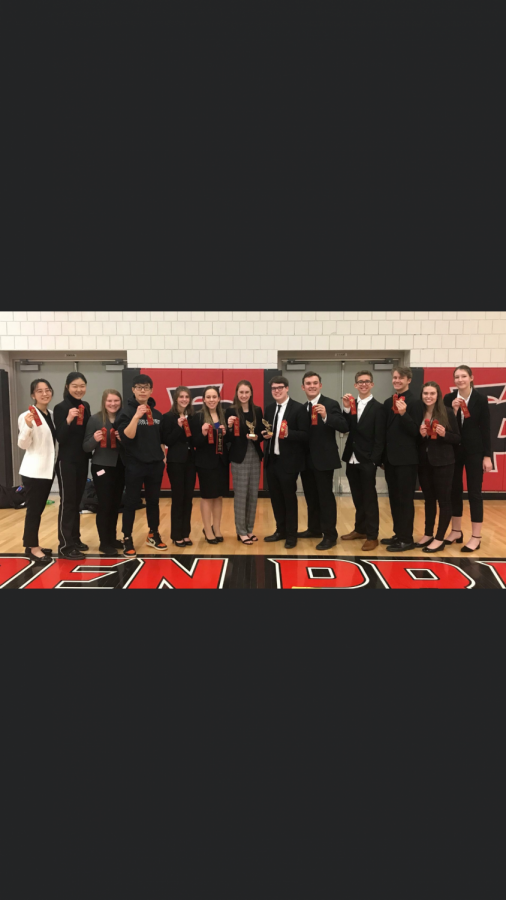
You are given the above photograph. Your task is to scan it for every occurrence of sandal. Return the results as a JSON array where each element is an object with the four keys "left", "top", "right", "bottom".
[
  {"left": 248, "top": 535, "right": 259, "bottom": 542},
  {"left": 237, "top": 535, "right": 254, "bottom": 546}
]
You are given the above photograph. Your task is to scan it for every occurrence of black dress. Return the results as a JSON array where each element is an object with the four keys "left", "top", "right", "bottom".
[{"left": 191, "top": 413, "right": 230, "bottom": 499}]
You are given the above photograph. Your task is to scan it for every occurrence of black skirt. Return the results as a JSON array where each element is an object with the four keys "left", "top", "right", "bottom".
[{"left": 197, "top": 461, "right": 229, "bottom": 499}]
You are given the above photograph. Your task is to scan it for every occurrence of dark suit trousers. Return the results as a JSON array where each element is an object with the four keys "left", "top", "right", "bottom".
[
  {"left": 384, "top": 462, "right": 418, "bottom": 543},
  {"left": 301, "top": 466, "right": 337, "bottom": 540},
  {"left": 167, "top": 460, "right": 196, "bottom": 541},
  {"left": 266, "top": 456, "right": 299, "bottom": 541},
  {"left": 418, "top": 459, "right": 454, "bottom": 540},
  {"left": 451, "top": 454, "right": 484, "bottom": 522},
  {"left": 21, "top": 476, "right": 53, "bottom": 548},
  {"left": 122, "top": 460, "right": 165, "bottom": 538},
  {"left": 92, "top": 461, "right": 125, "bottom": 548},
  {"left": 346, "top": 462, "right": 379, "bottom": 540}
]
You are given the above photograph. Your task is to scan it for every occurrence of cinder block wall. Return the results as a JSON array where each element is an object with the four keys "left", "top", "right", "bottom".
[{"left": 0, "top": 310, "right": 505, "bottom": 369}]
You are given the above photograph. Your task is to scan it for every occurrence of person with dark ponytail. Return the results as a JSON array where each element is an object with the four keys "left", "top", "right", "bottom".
[
  {"left": 443, "top": 365, "right": 493, "bottom": 552},
  {"left": 53, "top": 372, "right": 91, "bottom": 560},
  {"left": 17, "top": 379, "right": 57, "bottom": 563},
  {"left": 161, "top": 387, "right": 196, "bottom": 548}
]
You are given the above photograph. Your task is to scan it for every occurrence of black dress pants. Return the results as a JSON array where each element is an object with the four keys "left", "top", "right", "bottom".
[
  {"left": 21, "top": 476, "right": 53, "bottom": 548},
  {"left": 418, "top": 460, "right": 454, "bottom": 541},
  {"left": 167, "top": 459, "right": 196, "bottom": 541},
  {"left": 301, "top": 466, "right": 337, "bottom": 540},
  {"left": 92, "top": 460, "right": 125, "bottom": 549},
  {"left": 56, "top": 457, "right": 89, "bottom": 552},
  {"left": 346, "top": 461, "right": 380, "bottom": 540},
  {"left": 122, "top": 460, "right": 165, "bottom": 538},
  {"left": 266, "top": 456, "right": 299, "bottom": 541},
  {"left": 384, "top": 462, "right": 418, "bottom": 544},
  {"left": 451, "top": 453, "right": 484, "bottom": 522}
]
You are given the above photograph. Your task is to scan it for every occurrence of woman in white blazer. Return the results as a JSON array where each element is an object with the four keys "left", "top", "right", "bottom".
[{"left": 18, "top": 379, "right": 58, "bottom": 563}]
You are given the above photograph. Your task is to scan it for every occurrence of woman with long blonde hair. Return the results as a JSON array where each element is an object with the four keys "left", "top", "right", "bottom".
[{"left": 83, "top": 389, "right": 124, "bottom": 556}]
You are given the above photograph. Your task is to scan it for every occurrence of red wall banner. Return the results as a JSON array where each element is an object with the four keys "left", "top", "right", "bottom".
[
  {"left": 423, "top": 367, "right": 506, "bottom": 491},
  {"left": 140, "top": 368, "right": 266, "bottom": 490}
]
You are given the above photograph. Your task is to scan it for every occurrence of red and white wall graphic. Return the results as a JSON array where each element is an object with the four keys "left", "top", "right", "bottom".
[
  {"left": 141, "top": 368, "right": 266, "bottom": 490},
  {"left": 424, "top": 367, "right": 506, "bottom": 491},
  {"left": 1, "top": 555, "right": 504, "bottom": 589}
]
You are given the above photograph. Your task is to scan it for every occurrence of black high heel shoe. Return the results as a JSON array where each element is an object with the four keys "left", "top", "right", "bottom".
[
  {"left": 444, "top": 531, "right": 463, "bottom": 545},
  {"left": 184, "top": 539, "right": 193, "bottom": 547},
  {"left": 203, "top": 529, "right": 218, "bottom": 545},
  {"left": 237, "top": 535, "right": 254, "bottom": 546},
  {"left": 415, "top": 537, "right": 434, "bottom": 549},
  {"left": 423, "top": 541, "right": 446, "bottom": 554},
  {"left": 461, "top": 537, "right": 482, "bottom": 553},
  {"left": 212, "top": 526, "right": 224, "bottom": 543},
  {"left": 25, "top": 548, "right": 52, "bottom": 565}
]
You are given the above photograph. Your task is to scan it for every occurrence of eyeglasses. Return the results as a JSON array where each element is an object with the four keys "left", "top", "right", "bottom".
[
  {"left": 135, "top": 386, "right": 152, "bottom": 391},
  {"left": 356, "top": 381, "right": 372, "bottom": 386},
  {"left": 271, "top": 386, "right": 286, "bottom": 392}
]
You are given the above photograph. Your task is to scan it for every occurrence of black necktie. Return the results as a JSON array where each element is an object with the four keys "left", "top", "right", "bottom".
[
  {"left": 271, "top": 405, "right": 281, "bottom": 455},
  {"left": 307, "top": 402, "right": 312, "bottom": 421}
]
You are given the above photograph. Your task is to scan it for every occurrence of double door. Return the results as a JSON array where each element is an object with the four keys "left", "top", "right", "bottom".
[{"left": 281, "top": 360, "right": 396, "bottom": 494}]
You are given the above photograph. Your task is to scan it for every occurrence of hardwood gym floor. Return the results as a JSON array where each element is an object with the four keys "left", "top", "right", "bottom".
[{"left": 0, "top": 496, "right": 504, "bottom": 558}]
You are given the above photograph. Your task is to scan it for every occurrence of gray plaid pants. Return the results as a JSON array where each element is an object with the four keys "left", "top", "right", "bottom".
[{"left": 231, "top": 441, "right": 261, "bottom": 535}]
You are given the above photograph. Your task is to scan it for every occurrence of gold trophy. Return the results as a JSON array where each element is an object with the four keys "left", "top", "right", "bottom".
[
  {"left": 262, "top": 418, "right": 273, "bottom": 438},
  {"left": 246, "top": 420, "right": 257, "bottom": 437}
]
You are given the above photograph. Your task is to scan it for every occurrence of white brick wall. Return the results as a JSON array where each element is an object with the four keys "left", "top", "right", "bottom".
[{"left": 1, "top": 310, "right": 505, "bottom": 368}]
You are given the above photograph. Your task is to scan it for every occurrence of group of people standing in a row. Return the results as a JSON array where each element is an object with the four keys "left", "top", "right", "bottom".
[{"left": 17, "top": 364, "right": 492, "bottom": 563}]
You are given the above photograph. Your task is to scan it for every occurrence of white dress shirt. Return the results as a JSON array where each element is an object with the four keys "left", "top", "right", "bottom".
[
  {"left": 456, "top": 389, "right": 472, "bottom": 426},
  {"left": 347, "top": 394, "right": 374, "bottom": 464},
  {"left": 273, "top": 398, "right": 290, "bottom": 455},
  {"left": 306, "top": 393, "right": 328, "bottom": 424}
]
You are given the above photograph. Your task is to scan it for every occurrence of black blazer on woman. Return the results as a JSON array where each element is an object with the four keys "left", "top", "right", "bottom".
[
  {"left": 162, "top": 412, "right": 195, "bottom": 464},
  {"left": 225, "top": 405, "right": 264, "bottom": 463},
  {"left": 54, "top": 396, "right": 92, "bottom": 463},
  {"left": 443, "top": 391, "right": 492, "bottom": 459},
  {"left": 412, "top": 402, "right": 461, "bottom": 466},
  {"left": 191, "top": 412, "right": 229, "bottom": 469}
]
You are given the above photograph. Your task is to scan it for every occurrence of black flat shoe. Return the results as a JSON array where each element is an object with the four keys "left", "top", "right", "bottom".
[
  {"left": 381, "top": 536, "right": 397, "bottom": 545},
  {"left": 59, "top": 548, "right": 86, "bottom": 560},
  {"left": 285, "top": 539, "right": 298, "bottom": 550},
  {"left": 99, "top": 546, "right": 119, "bottom": 557},
  {"left": 114, "top": 540, "right": 124, "bottom": 549},
  {"left": 422, "top": 541, "right": 445, "bottom": 554},
  {"left": 316, "top": 539, "right": 337, "bottom": 551},
  {"left": 173, "top": 540, "right": 186, "bottom": 548},
  {"left": 264, "top": 532, "right": 287, "bottom": 543},
  {"left": 211, "top": 526, "right": 224, "bottom": 543},
  {"left": 386, "top": 541, "right": 416, "bottom": 553},
  {"left": 41, "top": 548, "right": 53, "bottom": 556},
  {"left": 203, "top": 529, "right": 218, "bottom": 545},
  {"left": 75, "top": 541, "right": 89, "bottom": 552},
  {"left": 415, "top": 537, "right": 434, "bottom": 549},
  {"left": 25, "top": 549, "right": 52, "bottom": 564},
  {"left": 461, "top": 541, "right": 481, "bottom": 553},
  {"left": 444, "top": 531, "right": 463, "bottom": 546},
  {"left": 297, "top": 530, "right": 322, "bottom": 539},
  {"left": 184, "top": 539, "right": 193, "bottom": 547}
]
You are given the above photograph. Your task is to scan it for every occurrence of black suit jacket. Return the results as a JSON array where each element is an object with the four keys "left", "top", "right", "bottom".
[
  {"left": 263, "top": 398, "right": 309, "bottom": 473},
  {"left": 411, "top": 402, "right": 461, "bottom": 466},
  {"left": 190, "top": 412, "right": 229, "bottom": 469},
  {"left": 443, "top": 391, "right": 492, "bottom": 459},
  {"left": 304, "top": 394, "right": 348, "bottom": 471},
  {"left": 225, "top": 406, "right": 264, "bottom": 463},
  {"left": 342, "top": 397, "right": 386, "bottom": 465},
  {"left": 161, "top": 411, "right": 195, "bottom": 464},
  {"left": 383, "top": 389, "right": 419, "bottom": 466}
]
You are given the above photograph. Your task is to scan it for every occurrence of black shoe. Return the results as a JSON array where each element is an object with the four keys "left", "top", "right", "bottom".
[
  {"left": 415, "top": 537, "right": 434, "bottom": 549},
  {"left": 59, "top": 548, "right": 86, "bottom": 560},
  {"left": 461, "top": 540, "right": 481, "bottom": 553},
  {"left": 41, "top": 548, "right": 53, "bottom": 556},
  {"left": 99, "top": 546, "right": 119, "bottom": 557},
  {"left": 184, "top": 539, "right": 193, "bottom": 547},
  {"left": 297, "top": 530, "right": 322, "bottom": 539},
  {"left": 316, "top": 539, "right": 337, "bottom": 551},
  {"left": 381, "top": 536, "right": 397, "bottom": 545},
  {"left": 386, "top": 541, "right": 416, "bottom": 553},
  {"left": 173, "top": 540, "right": 186, "bottom": 548},
  {"left": 114, "top": 540, "right": 124, "bottom": 549},
  {"left": 123, "top": 538, "right": 137, "bottom": 558},
  {"left": 285, "top": 539, "right": 298, "bottom": 549},
  {"left": 75, "top": 541, "right": 89, "bottom": 552},
  {"left": 203, "top": 529, "right": 218, "bottom": 545},
  {"left": 422, "top": 541, "right": 445, "bottom": 554},
  {"left": 212, "top": 526, "right": 224, "bottom": 543},
  {"left": 264, "top": 532, "right": 287, "bottom": 543},
  {"left": 25, "top": 549, "right": 52, "bottom": 565},
  {"left": 444, "top": 531, "right": 464, "bottom": 546}
]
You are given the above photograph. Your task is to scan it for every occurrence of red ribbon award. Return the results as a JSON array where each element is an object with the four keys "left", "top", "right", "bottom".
[
  {"left": 349, "top": 398, "right": 357, "bottom": 416},
  {"left": 183, "top": 417, "right": 192, "bottom": 438},
  {"left": 311, "top": 406, "right": 319, "bottom": 425},
  {"left": 392, "top": 394, "right": 405, "bottom": 414},
  {"left": 460, "top": 398, "right": 471, "bottom": 419},
  {"left": 279, "top": 420, "right": 288, "bottom": 440},
  {"left": 110, "top": 429, "right": 117, "bottom": 449},
  {"left": 234, "top": 417, "right": 241, "bottom": 437},
  {"left": 100, "top": 427, "right": 108, "bottom": 448},
  {"left": 146, "top": 407, "right": 154, "bottom": 426},
  {"left": 77, "top": 405, "right": 85, "bottom": 425},
  {"left": 29, "top": 406, "right": 42, "bottom": 426},
  {"left": 208, "top": 425, "right": 214, "bottom": 445},
  {"left": 425, "top": 419, "right": 439, "bottom": 439}
]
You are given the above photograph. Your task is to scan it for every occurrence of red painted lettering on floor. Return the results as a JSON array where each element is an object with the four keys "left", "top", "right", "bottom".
[
  {"left": 0, "top": 557, "right": 34, "bottom": 589},
  {"left": 476, "top": 561, "right": 506, "bottom": 588},
  {"left": 23, "top": 558, "right": 138, "bottom": 589},
  {"left": 270, "top": 558, "right": 368, "bottom": 589},
  {"left": 128, "top": 558, "right": 228, "bottom": 589},
  {"left": 366, "top": 560, "right": 475, "bottom": 589}
]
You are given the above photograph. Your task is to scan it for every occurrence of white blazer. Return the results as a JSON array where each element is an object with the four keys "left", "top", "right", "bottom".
[{"left": 18, "top": 409, "right": 58, "bottom": 480}]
